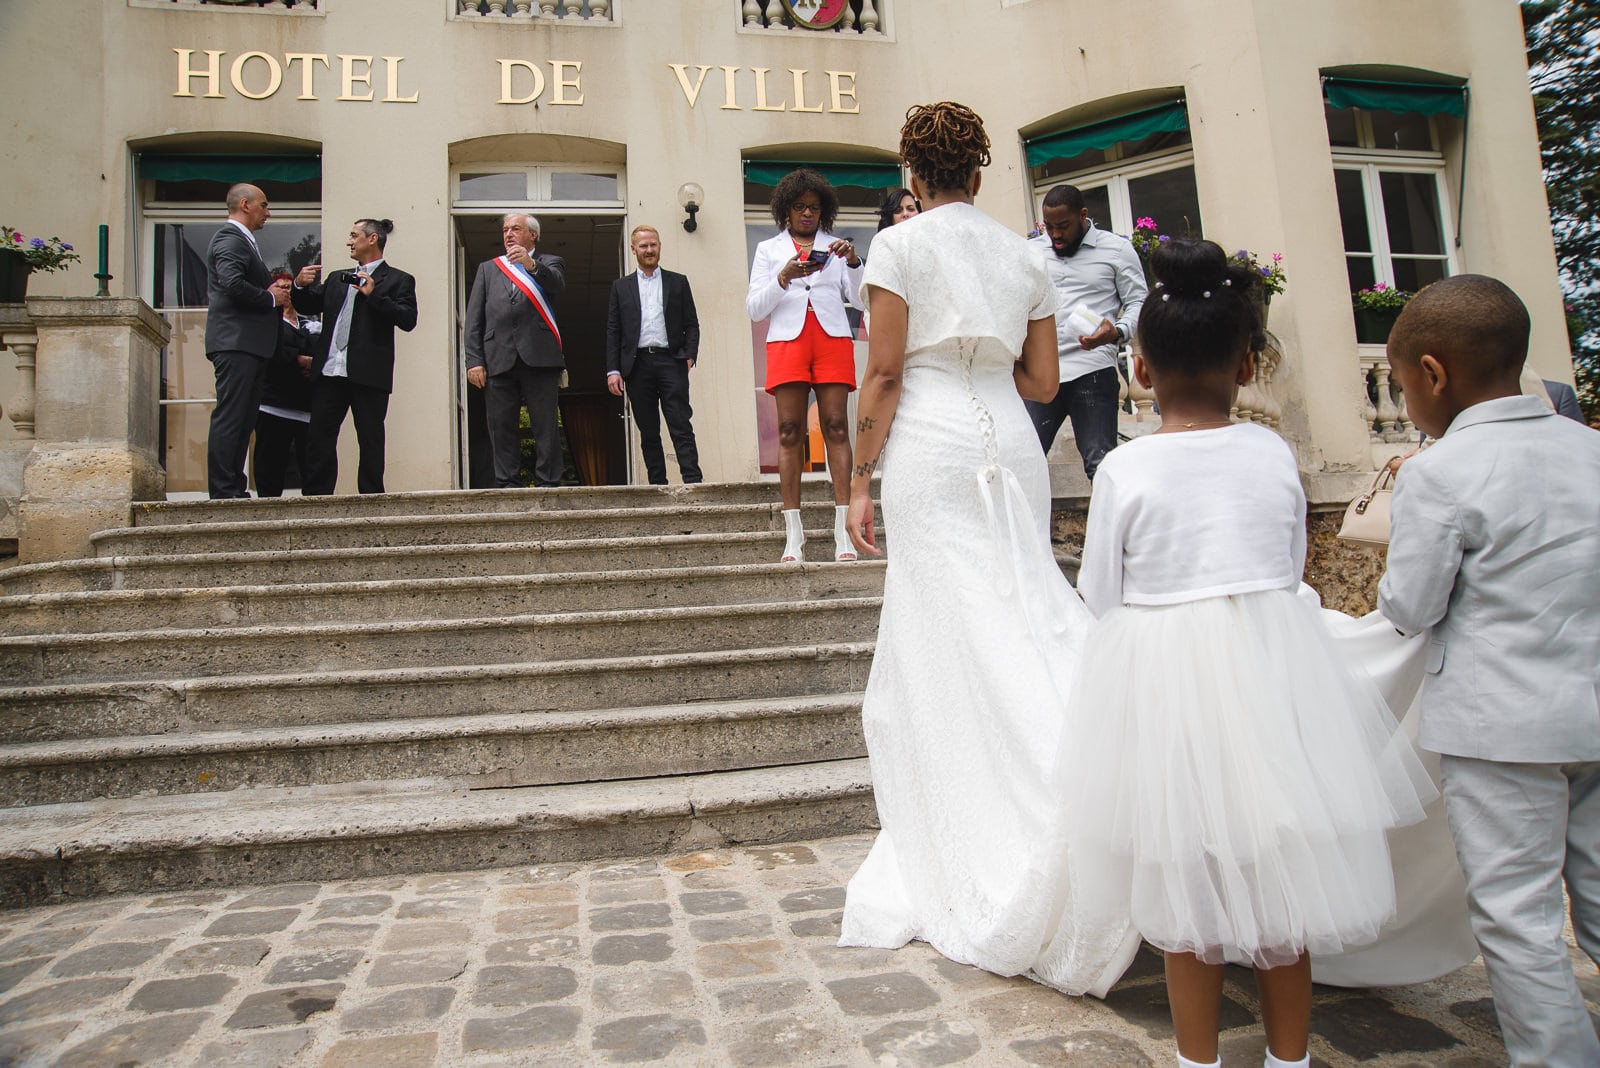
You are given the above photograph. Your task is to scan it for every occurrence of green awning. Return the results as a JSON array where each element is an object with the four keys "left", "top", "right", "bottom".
[
  {"left": 138, "top": 155, "right": 322, "bottom": 184},
  {"left": 1322, "top": 77, "right": 1467, "bottom": 118},
  {"left": 1024, "top": 101, "right": 1189, "bottom": 168},
  {"left": 743, "top": 160, "right": 902, "bottom": 189}
]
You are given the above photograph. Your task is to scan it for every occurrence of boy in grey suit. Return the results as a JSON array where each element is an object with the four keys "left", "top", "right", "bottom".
[{"left": 1379, "top": 275, "right": 1600, "bottom": 1068}]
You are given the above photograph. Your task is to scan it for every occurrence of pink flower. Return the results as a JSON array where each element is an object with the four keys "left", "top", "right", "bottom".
[{"left": 1135, "top": 216, "right": 1156, "bottom": 230}]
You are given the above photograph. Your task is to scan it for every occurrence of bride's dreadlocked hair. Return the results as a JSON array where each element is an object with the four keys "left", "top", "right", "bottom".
[{"left": 899, "top": 102, "right": 991, "bottom": 195}]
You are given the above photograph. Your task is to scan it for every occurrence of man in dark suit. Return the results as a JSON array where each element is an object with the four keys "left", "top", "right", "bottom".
[
  {"left": 291, "top": 219, "right": 419, "bottom": 494},
  {"left": 253, "top": 273, "right": 317, "bottom": 498},
  {"left": 464, "top": 213, "right": 567, "bottom": 488},
  {"left": 205, "top": 183, "right": 292, "bottom": 498},
  {"left": 605, "top": 225, "right": 703, "bottom": 484},
  {"left": 1543, "top": 377, "right": 1586, "bottom": 424}
]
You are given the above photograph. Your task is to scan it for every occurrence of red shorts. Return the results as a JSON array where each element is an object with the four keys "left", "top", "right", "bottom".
[{"left": 765, "top": 306, "right": 857, "bottom": 393}]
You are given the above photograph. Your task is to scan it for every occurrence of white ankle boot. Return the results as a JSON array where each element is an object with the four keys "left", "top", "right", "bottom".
[
  {"left": 833, "top": 504, "right": 857, "bottom": 561},
  {"left": 781, "top": 508, "right": 805, "bottom": 563}
]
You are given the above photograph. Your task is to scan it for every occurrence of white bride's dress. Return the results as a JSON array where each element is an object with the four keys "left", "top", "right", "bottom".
[
  {"left": 837, "top": 202, "right": 1140, "bottom": 996},
  {"left": 836, "top": 202, "right": 1474, "bottom": 995}
]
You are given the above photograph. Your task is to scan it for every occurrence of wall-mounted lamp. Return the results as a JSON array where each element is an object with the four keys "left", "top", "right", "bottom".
[{"left": 678, "top": 182, "right": 705, "bottom": 233}]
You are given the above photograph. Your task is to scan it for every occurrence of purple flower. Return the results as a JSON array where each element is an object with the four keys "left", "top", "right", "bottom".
[
  {"left": 1259, "top": 267, "right": 1271, "bottom": 277},
  {"left": 29, "top": 238, "right": 45, "bottom": 249},
  {"left": 61, "top": 243, "right": 73, "bottom": 251},
  {"left": 1235, "top": 249, "right": 1250, "bottom": 259},
  {"left": 1158, "top": 234, "right": 1170, "bottom": 243}
]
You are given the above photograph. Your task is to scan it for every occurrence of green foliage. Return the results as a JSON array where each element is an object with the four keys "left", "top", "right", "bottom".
[{"left": 1524, "top": 0, "right": 1600, "bottom": 421}]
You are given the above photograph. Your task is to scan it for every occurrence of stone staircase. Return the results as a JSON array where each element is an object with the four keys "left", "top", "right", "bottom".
[{"left": 0, "top": 482, "right": 884, "bottom": 908}]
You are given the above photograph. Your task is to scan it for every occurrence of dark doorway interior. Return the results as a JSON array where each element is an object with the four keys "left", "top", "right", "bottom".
[{"left": 456, "top": 214, "right": 627, "bottom": 487}]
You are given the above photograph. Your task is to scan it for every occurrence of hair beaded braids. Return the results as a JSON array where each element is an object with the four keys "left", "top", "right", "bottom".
[
  {"left": 899, "top": 102, "right": 991, "bottom": 195},
  {"left": 1138, "top": 238, "right": 1264, "bottom": 374},
  {"left": 770, "top": 168, "right": 840, "bottom": 233}
]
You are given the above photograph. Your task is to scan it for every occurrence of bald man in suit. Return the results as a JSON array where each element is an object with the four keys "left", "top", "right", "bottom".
[{"left": 205, "top": 182, "right": 292, "bottom": 498}]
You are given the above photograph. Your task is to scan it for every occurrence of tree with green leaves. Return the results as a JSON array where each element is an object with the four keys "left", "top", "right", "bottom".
[{"left": 1523, "top": 0, "right": 1600, "bottom": 421}]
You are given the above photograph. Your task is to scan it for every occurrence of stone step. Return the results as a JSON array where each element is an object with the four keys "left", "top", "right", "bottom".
[
  {"left": 0, "top": 529, "right": 870, "bottom": 596},
  {"left": 130, "top": 479, "right": 855, "bottom": 528},
  {"left": 0, "top": 693, "right": 866, "bottom": 807},
  {"left": 0, "top": 560, "right": 886, "bottom": 636},
  {"left": 0, "top": 641, "right": 876, "bottom": 743},
  {"left": 0, "top": 596, "right": 884, "bottom": 685},
  {"left": 0, "top": 758, "right": 877, "bottom": 908},
  {"left": 91, "top": 501, "right": 854, "bottom": 558}
]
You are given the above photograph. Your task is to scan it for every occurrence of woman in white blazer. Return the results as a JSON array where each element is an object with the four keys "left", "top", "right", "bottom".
[{"left": 745, "top": 168, "right": 866, "bottom": 563}]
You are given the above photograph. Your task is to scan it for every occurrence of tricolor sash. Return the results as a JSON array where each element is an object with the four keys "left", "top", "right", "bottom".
[{"left": 493, "top": 255, "right": 562, "bottom": 348}]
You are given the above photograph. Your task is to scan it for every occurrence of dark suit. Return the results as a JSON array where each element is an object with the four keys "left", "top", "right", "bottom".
[
  {"left": 253, "top": 317, "right": 316, "bottom": 499},
  {"left": 464, "top": 253, "right": 567, "bottom": 487},
  {"left": 204, "top": 222, "right": 280, "bottom": 498},
  {"left": 605, "top": 268, "right": 702, "bottom": 484},
  {"left": 291, "top": 262, "right": 419, "bottom": 494},
  {"left": 1544, "top": 379, "right": 1586, "bottom": 424}
]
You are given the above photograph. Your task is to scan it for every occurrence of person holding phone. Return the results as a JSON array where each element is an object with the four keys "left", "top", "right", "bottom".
[{"left": 746, "top": 168, "right": 865, "bottom": 562}]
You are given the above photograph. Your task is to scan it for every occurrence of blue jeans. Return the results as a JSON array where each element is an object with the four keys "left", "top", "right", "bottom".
[{"left": 1024, "top": 366, "right": 1120, "bottom": 480}]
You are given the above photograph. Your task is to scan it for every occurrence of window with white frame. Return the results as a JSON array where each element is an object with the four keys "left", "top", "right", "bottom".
[
  {"left": 1323, "top": 78, "right": 1464, "bottom": 296},
  {"left": 452, "top": 165, "right": 625, "bottom": 209},
  {"left": 1026, "top": 101, "right": 1202, "bottom": 241}
]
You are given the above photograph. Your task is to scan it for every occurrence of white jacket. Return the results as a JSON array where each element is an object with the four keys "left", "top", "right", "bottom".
[{"left": 745, "top": 229, "right": 865, "bottom": 342}]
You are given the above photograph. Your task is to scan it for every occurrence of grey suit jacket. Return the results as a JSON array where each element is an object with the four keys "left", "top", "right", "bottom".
[
  {"left": 1378, "top": 395, "right": 1600, "bottom": 762},
  {"left": 204, "top": 223, "right": 279, "bottom": 359},
  {"left": 463, "top": 253, "right": 567, "bottom": 375}
]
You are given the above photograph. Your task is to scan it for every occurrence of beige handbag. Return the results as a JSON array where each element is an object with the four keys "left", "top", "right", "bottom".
[{"left": 1337, "top": 458, "right": 1401, "bottom": 548}]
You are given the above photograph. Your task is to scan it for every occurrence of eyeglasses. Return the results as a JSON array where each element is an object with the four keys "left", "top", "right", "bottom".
[{"left": 791, "top": 204, "right": 822, "bottom": 216}]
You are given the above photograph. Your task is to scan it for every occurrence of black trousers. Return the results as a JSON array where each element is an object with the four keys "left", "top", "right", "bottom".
[
  {"left": 304, "top": 376, "right": 390, "bottom": 495},
  {"left": 207, "top": 349, "right": 270, "bottom": 499},
  {"left": 1023, "top": 365, "right": 1121, "bottom": 480},
  {"left": 626, "top": 352, "right": 702, "bottom": 484},
  {"left": 252, "top": 410, "right": 310, "bottom": 498},
  {"left": 485, "top": 363, "right": 563, "bottom": 488}
]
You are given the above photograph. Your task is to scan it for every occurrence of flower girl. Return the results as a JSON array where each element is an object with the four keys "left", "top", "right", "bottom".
[{"left": 1065, "top": 239, "right": 1435, "bottom": 1068}]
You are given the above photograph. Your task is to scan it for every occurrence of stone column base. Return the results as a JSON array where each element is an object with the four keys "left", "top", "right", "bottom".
[{"left": 18, "top": 446, "right": 164, "bottom": 563}]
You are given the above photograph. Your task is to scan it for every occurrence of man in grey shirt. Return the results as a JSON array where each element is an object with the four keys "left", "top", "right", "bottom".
[{"left": 1026, "top": 184, "right": 1147, "bottom": 479}]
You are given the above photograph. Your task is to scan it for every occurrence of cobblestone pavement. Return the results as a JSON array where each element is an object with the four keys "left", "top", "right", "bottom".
[{"left": 1, "top": 832, "right": 1591, "bottom": 1067}]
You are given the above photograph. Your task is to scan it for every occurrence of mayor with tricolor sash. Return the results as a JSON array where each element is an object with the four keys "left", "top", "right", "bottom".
[{"left": 464, "top": 212, "right": 568, "bottom": 488}]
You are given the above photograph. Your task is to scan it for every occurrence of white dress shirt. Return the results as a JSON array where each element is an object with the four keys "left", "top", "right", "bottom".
[
  {"left": 324, "top": 259, "right": 383, "bottom": 379},
  {"left": 1028, "top": 226, "right": 1147, "bottom": 383},
  {"left": 636, "top": 267, "right": 668, "bottom": 349}
]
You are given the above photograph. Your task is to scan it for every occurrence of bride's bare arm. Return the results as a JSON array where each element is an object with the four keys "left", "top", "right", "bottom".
[
  {"left": 1014, "top": 316, "right": 1061, "bottom": 402},
  {"left": 846, "top": 285, "right": 908, "bottom": 556}
]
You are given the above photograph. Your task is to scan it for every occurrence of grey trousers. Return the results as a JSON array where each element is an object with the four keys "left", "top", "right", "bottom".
[{"left": 1439, "top": 754, "right": 1600, "bottom": 1067}]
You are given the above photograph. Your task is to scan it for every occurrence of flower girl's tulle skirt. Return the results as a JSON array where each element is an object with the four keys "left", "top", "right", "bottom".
[{"left": 1063, "top": 586, "right": 1439, "bottom": 968}]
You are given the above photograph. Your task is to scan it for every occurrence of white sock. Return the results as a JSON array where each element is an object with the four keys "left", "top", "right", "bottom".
[
  {"left": 1177, "top": 1056, "right": 1219, "bottom": 1068},
  {"left": 781, "top": 508, "right": 805, "bottom": 562},
  {"left": 1263, "top": 1053, "right": 1309, "bottom": 1068}
]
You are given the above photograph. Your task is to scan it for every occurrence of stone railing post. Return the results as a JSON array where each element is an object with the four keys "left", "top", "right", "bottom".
[{"left": 17, "top": 297, "right": 170, "bottom": 564}]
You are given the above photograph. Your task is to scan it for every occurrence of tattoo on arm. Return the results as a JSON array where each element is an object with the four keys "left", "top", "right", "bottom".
[
  {"left": 857, "top": 415, "right": 877, "bottom": 433},
  {"left": 852, "top": 459, "right": 877, "bottom": 479}
]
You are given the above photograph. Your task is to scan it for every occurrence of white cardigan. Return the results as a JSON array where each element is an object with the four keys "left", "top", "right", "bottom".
[{"left": 745, "top": 229, "right": 866, "bottom": 342}]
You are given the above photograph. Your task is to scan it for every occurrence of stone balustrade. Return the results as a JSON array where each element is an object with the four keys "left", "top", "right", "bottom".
[
  {"left": 0, "top": 298, "right": 171, "bottom": 563},
  {"left": 743, "top": 0, "right": 884, "bottom": 35},
  {"left": 129, "top": 0, "right": 318, "bottom": 11},
  {"left": 455, "top": 0, "right": 612, "bottom": 19},
  {"left": 1123, "top": 330, "right": 1285, "bottom": 431},
  {"left": 1360, "top": 351, "right": 1414, "bottom": 444}
]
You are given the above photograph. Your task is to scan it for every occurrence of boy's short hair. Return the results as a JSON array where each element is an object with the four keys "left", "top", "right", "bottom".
[{"left": 1388, "top": 274, "right": 1530, "bottom": 382}]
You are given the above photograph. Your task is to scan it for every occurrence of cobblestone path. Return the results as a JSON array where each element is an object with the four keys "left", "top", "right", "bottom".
[{"left": 2, "top": 833, "right": 1589, "bottom": 1066}]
